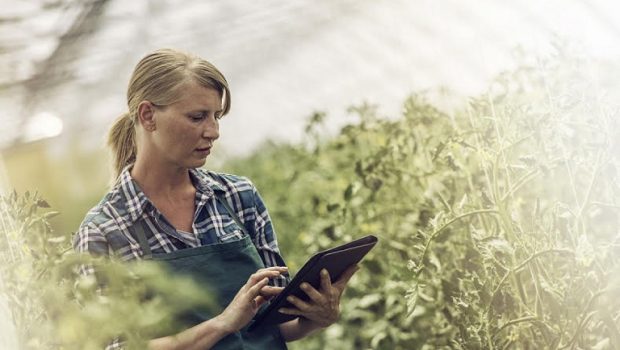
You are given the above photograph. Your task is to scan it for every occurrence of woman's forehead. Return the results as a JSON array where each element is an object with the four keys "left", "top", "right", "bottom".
[{"left": 173, "top": 80, "right": 223, "bottom": 110}]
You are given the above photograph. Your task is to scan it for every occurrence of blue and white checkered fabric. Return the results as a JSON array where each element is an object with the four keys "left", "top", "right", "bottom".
[{"left": 73, "top": 166, "right": 290, "bottom": 349}]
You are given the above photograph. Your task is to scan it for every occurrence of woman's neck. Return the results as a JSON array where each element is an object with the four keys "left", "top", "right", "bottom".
[{"left": 130, "top": 156, "right": 195, "bottom": 201}]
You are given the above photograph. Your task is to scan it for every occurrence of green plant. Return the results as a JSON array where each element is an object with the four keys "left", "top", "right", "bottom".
[
  {"left": 1, "top": 49, "right": 618, "bottom": 350},
  {"left": 223, "top": 51, "right": 620, "bottom": 349},
  {"left": 0, "top": 191, "right": 215, "bottom": 349}
]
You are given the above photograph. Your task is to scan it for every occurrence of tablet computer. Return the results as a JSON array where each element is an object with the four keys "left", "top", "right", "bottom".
[{"left": 247, "top": 234, "right": 378, "bottom": 332}]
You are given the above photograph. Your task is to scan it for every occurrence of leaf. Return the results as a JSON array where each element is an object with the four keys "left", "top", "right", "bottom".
[
  {"left": 429, "top": 211, "right": 444, "bottom": 229},
  {"left": 43, "top": 211, "right": 60, "bottom": 220},
  {"left": 47, "top": 236, "right": 66, "bottom": 244},
  {"left": 36, "top": 199, "right": 51, "bottom": 208},
  {"left": 368, "top": 178, "right": 383, "bottom": 191},
  {"left": 343, "top": 182, "right": 361, "bottom": 201},
  {"left": 357, "top": 294, "right": 382, "bottom": 308},
  {"left": 370, "top": 331, "right": 388, "bottom": 348},
  {"left": 457, "top": 194, "right": 468, "bottom": 210},
  {"left": 405, "top": 283, "right": 420, "bottom": 316},
  {"left": 485, "top": 237, "right": 514, "bottom": 256},
  {"left": 591, "top": 338, "right": 610, "bottom": 350},
  {"left": 326, "top": 203, "right": 340, "bottom": 212},
  {"left": 387, "top": 240, "right": 409, "bottom": 253}
]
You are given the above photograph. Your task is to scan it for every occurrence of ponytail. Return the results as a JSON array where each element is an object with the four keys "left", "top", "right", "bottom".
[{"left": 107, "top": 112, "right": 136, "bottom": 180}]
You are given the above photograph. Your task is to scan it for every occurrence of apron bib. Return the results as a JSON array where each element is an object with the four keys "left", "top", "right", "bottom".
[{"left": 132, "top": 196, "right": 288, "bottom": 350}]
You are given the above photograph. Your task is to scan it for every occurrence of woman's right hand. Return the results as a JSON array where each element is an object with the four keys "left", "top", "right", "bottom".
[{"left": 214, "top": 266, "right": 288, "bottom": 334}]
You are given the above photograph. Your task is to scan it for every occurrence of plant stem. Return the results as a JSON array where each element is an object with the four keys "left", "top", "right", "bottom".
[{"left": 415, "top": 209, "right": 499, "bottom": 277}]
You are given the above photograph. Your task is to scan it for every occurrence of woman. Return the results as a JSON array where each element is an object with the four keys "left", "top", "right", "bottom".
[{"left": 73, "top": 48, "right": 358, "bottom": 349}]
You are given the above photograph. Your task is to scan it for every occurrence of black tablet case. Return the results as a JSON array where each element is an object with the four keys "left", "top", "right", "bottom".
[{"left": 247, "top": 235, "right": 378, "bottom": 332}]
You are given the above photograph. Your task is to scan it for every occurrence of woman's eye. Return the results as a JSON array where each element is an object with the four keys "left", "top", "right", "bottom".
[
  {"left": 189, "top": 112, "right": 222, "bottom": 121},
  {"left": 190, "top": 113, "right": 206, "bottom": 121}
]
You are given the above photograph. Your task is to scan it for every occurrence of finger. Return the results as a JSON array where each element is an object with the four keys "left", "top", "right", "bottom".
[
  {"left": 286, "top": 295, "right": 311, "bottom": 312},
  {"left": 250, "top": 266, "right": 288, "bottom": 281},
  {"left": 278, "top": 307, "right": 304, "bottom": 316},
  {"left": 248, "top": 277, "right": 270, "bottom": 298},
  {"left": 299, "top": 282, "right": 326, "bottom": 304},
  {"left": 259, "top": 286, "right": 285, "bottom": 298},
  {"left": 246, "top": 270, "right": 282, "bottom": 286},
  {"left": 320, "top": 269, "right": 332, "bottom": 292},
  {"left": 256, "top": 266, "right": 289, "bottom": 274},
  {"left": 333, "top": 265, "right": 360, "bottom": 291},
  {"left": 254, "top": 295, "right": 268, "bottom": 308}
]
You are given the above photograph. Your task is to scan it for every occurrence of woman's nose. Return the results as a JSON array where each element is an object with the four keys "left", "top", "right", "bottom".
[{"left": 202, "top": 118, "right": 219, "bottom": 140}]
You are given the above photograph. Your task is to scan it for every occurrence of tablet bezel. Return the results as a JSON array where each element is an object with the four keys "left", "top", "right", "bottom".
[{"left": 247, "top": 234, "right": 378, "bottom": 331}]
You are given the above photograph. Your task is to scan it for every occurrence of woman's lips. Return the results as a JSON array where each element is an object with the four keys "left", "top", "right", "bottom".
[{"left": 195, "top": 146, "right": 212, "bottom": 155}]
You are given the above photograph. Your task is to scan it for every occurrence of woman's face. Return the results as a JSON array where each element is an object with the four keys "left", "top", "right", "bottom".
[{"left": 148, "top": 80, "right": 222, "bottom": 169}]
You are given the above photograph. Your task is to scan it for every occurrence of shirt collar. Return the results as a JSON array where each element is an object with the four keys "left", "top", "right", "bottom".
[
  {"left": 116, "top": 165, "right": 226, "bottom": 223},
  {"left": 117, "top": 165, "right": 150, "bottom": 223},
  {"left": 189, "top": 167, "right": 226, "bottom": 195}
]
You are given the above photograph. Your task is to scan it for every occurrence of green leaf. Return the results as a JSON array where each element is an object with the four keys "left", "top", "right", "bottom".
[
  {"left": 326, "top": 203, "right": 340, "bottom": 212},
  {"left": 37, "top": 199, "right": 51, "bottom": 208},
  {"left": 43, "top": 211, "right": 60, "bottom": 219},
  {"left": 47, "top": 236, "right": 66, "bottom": 244}
]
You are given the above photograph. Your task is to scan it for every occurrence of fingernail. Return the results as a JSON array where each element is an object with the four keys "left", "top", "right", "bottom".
[
  {"left": 287, "top": 296, "right": 294, "bottom": 302},
  {"left": 301, "top": 283, "right": 308, "bottom": 289},
  {"left": 321, "top": 269, "right": 328, "bottom": 276}
]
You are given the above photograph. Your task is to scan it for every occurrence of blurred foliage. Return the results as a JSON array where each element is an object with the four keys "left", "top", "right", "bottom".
[
  {"left": 224, "top": 51, "right": 620, "bottom": 349},
  {"left": 0, "top": 191, "right": 215, "bottom": 349},
  {"left": 0, "top": 49, "right": 618, "bottom": 349},
  {"left": 1, "top": 137, "right": 111, "bottom": 235}
]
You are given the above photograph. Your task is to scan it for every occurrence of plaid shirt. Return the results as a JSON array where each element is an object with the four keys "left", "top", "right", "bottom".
[{"left": 73, "top": 166, "right": 289, "bottom": 349}]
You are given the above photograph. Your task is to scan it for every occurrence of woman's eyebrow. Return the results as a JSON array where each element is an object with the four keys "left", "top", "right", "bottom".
[{"left": 187, "top": 108, "right": 223, "bottom": 114}]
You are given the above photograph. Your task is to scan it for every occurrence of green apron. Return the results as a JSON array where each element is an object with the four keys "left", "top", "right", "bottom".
[{"left": 132, "top": 196, "right": 288, "bottom": 350}]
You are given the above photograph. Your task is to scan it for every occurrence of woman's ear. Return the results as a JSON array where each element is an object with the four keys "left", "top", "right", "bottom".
[{"left": 137, "top": 101, "right": 157, "bottom": 131}]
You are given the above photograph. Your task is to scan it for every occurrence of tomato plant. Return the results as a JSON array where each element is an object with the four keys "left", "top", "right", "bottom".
[{"left": 225, "top": 53, "right": 620, "bottom": 349}]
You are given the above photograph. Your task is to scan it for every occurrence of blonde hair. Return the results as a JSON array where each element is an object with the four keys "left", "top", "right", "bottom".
[{"left": 108, "top": 48, "right": 231, "bottom": 179}]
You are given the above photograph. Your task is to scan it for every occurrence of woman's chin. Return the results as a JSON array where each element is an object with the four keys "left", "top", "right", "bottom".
[{"left": 188, "top": 157, "right": 208, "bottom": 168}]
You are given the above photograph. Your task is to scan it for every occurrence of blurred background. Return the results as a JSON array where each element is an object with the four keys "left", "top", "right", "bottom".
[
  {"left": 2, "top": 1, "right": 620, "bottom": 349},
  {"left": 2, "top": 0, "right": 620, "bottom": 234}
]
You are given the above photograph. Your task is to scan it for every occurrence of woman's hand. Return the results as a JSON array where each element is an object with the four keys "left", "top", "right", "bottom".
[
  {"left": 214, "top": 266, "right": 287, "bottom": 333},
  {"left": 278, "top": 264, "right": 360, "bottom": 328},
  {"left": 149, "top": 267, "right": 286, "bottom": 350}
]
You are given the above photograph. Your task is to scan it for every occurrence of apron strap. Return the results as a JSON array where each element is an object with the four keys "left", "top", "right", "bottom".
[
  {"left": 133, "top": 193, "right": 250, "bottom": 258},
  {"left": 134, "top": 221, "right": 153, "bottom": 259}
]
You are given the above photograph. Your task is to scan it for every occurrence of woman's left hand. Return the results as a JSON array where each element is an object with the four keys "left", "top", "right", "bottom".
[{"left": 278, "top": 264, "right": 360, "bottom": 328}]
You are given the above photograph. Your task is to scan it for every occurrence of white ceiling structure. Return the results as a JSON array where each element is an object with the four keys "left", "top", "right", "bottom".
[{"left": 1, "top": 0, "right": 620, "bottom": 157}]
